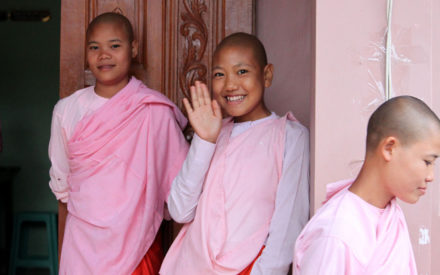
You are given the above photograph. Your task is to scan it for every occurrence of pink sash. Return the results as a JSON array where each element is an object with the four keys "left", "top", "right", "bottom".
[
  {"left": 160, "top": 113, "right": 295, "bottom": 274},
  {"left": 60, "top": 78, "right": 188, "bottom": 274}
]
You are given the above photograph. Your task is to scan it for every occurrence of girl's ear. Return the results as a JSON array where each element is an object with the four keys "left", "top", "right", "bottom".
[
  {"left": 263, "top": 64, "right": 274, "bottom": 88},
  {"left": 131, "top": 40, "right": 139, "bottom": 59},
  {"left": 380, "top": 136, "right": 399, "bottom": 162}
]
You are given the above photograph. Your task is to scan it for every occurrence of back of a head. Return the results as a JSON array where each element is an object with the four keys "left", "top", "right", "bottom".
[
  {"left": 366, "top": 96, "right": 440, "bottom": 152},
  {"left": 86, "top": 12, "right": 134, "bottom": 42},
  {"left": 214, "top": 32, "right": 268, "bottom": 69}
]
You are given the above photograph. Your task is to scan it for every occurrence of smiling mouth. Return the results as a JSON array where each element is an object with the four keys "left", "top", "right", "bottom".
[{"left": 226, "top": 95, "right": 245, "bottom": 102}]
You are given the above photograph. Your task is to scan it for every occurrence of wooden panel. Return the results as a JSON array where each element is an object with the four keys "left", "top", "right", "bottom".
[
  {"left": 60, "top": 0, "right": 87, "bottom": 98},
  {"left": 143, "top": 0, "right": 163, "bottom": 91}
]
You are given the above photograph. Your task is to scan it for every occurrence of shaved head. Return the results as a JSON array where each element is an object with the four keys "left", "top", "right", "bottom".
[
  {"left": 214, "top": 32, "right": 268, "bottom": 69},
  {"left": 86, "top": 12, "right": 134, "bottom": 42},
  {"left": 367, "top": 96, "right": 440, "bottom": 151}
]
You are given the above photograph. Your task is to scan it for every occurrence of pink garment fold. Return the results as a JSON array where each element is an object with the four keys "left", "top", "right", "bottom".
[
  {"left": 161, "top": 113, "right": 296, "bottom": 275},
  {"left": 60, "top": 78, "right": 188, "bottom": 274},
  {"left": 294, "top": 179, "right": 417, "bottom": 275},
  {"left": 323, "top": 178, "right": 352, "bottom": 204}
]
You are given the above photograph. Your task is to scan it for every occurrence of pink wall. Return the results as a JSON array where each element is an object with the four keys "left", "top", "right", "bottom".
[
  {"left": 258, "top": 0, "right": 439, "bottom": 273},
  {"left": 432, "top": 0, "right": 440, "bottom": 274},
  {"left": 256, "top": 0, "right": 312, "bottom": 128}
]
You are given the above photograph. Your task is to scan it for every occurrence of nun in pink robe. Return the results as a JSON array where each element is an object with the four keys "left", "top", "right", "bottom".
[
  {"left": 160, "top": 112, "right": 310, "bottom": 275},
  {"left": 49, "top": 77, "right": 188, "bottom": 274},
  {"left": 293, "top": 179, "right": 417, "bottom": 275}
]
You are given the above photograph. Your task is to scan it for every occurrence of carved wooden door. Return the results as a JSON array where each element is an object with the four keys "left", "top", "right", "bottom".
[{"left": 60, "top": 0, "right": 255, "bottom": 110}]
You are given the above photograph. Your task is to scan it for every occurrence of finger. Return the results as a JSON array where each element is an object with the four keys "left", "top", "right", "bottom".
[
  {"left": 201, "top": 83, "right": 212, "bottom": 105},
  {"left": 212, "top": 99, "right": 222, "bottom": 119},
  {"left": 182, "top": 98, "right": 193, "bottom": 114},
  {"left": 190, "top": 85, "right": 199, "bottom": 109},
  {"left": 195, "top": 81, "right": 206, "bottom": 106}
]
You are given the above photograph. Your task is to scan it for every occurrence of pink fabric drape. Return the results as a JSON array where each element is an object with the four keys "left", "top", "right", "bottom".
[{"left": 60, "top": 78, "right": 188, "bottom": 274}]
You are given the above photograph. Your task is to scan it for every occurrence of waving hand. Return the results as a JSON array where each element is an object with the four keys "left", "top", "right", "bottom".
[{"left": 183, "top": 81, "right": 222, "bottom": 143}]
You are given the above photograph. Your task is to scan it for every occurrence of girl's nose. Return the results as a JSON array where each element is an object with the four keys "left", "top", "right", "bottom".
[
  {"left": 426, "top": 168, "right": 434, "bottom": 183},
  {"left": 98, "top": 49, "right": 111, "bottom": 60},
  {"left": 225, "top": 76, "right": 238, "bottom": 92}
]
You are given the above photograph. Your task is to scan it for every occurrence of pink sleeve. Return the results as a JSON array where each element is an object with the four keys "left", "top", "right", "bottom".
[
  {"left": 295, "top": 237, "right": 350, "bottom": 275},
  {"left": 48, "top": 103, "right": 70, "bottom": 203}
]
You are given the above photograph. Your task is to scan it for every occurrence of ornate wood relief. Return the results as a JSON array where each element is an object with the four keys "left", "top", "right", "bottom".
[
  {"left": 163, "top": 0, "right": 223, "bottom": 109},
  {"left": 167, "top": 0, "right": 255, "bottom": 109},
  {"left": 178, "top": 0, "right": 208, "bottom": 99}
]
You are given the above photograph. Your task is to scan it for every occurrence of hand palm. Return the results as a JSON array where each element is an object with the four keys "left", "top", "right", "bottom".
[{"left": 183, "top": 82, "right": 222, "bottom": 143}]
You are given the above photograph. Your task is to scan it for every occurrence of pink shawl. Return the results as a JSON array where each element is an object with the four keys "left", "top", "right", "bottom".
[{"left": 59, "top": 77, "right": 188, "bottom": 274}]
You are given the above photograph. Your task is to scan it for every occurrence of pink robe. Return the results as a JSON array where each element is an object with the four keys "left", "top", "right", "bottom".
[
  {"left": 293, "top": 180, "right": 418, "bottom": 275},
  {"left": 59, "top": 78, "right": 188, "bottom": 274},
  {"left": 160, "top": 113, "right": 295, "bottom": 275}
]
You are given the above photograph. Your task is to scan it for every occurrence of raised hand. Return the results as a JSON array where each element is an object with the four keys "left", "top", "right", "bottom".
[{"left": 183, "top": 81, "right": 222, "bottom": 143}]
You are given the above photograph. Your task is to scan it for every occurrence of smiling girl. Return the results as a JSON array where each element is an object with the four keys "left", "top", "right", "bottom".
[{"left": 160, "top": 32, "right": 310, "bottom": 275}]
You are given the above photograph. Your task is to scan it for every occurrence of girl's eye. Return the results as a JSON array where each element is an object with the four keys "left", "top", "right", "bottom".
[
  {"left": 89, "top": 46, "right": 98, "bottom": 50},
  {"left": 213, "top": 72, "right": 224, "bottom": 78},
  {"left": 237, "top": 69, "right": 248, "bottom": 75},
  {"left": 424, "top": 160, "right": 432, "bottom": 166},
  {"left": 111, "top": 44, "right": 121, "bottom": 49}
]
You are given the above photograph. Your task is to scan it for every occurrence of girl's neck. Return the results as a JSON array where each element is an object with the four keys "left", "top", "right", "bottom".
[
  {"left": 349, "top": 163, "right": 393, "bottom": 209},
  {"left": 234, "top": 108, "right": 271, "bottom": 123},
  {"left": 233, "top": 111, "right": 274, "bottom": 124},
  {"left": 94, "top": 77, "right": 130, "bottom": 98}
]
